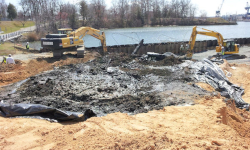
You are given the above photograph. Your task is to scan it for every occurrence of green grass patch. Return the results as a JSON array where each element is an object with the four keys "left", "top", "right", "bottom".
[
  {"left": 0, "top": 21, "right": 35, "bottom": 34},
  {"left": 0, "top": 42, "right": 17, "bottom": 56}
]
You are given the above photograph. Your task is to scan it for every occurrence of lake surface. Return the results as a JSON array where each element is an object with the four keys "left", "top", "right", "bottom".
[{"left": 27, "top": 22, "right": 250, "bottom": 49}]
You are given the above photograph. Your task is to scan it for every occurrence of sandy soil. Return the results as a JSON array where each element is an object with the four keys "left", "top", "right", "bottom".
[
  {"left": 0, "top": 59, "right": 250, "bottom": 149},
  {"left": 219, "top": 60, "right": 250, "bottom": 103}
]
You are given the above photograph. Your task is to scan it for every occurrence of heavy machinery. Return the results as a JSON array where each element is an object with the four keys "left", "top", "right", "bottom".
[
  {"left": 58, "top": 28, "right": 73, "bottom": 35},
  {"left": 184, "top": 26, "right": 239, "bottom": 59},
  {"left": 216, "top": 0, "right": 224, "bottom": 17},
  {"left": 41, "top": 27, "right": 107, "bottom": 57}
]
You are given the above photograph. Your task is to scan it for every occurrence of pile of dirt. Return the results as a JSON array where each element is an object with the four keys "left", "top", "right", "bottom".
[
  {"left": 105, "top": 52, "right": 134, "bottom": 67},
  {"left": 0, "top": 53, "right": 211, "bottom": 116},
  {"left": 20, "top": 77, "right": 55, "bottom": 97},
  {"left": 218, "top": 100, "right": 250, "bottom": 138},
  {"left": 139, "top": 55, "right": 183, "bottom": 66},
  {"left": 195, "top": 82, "right": 216, "bottom": 92},
  {"left": 0, "top": 59, "right": 23, "bottom": 72},
  {"left": 0, "top": 53, "right": 250, "bottom": 149},
  {"left": 2, "top": 96, "right": 250, "bottom": 150},
  {"left": 219, "top": 60, "right": 250, "bottom": 104}
]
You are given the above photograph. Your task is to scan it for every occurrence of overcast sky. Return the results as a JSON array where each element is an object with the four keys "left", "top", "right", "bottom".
[{"left": 6, "top": 0, "right": 249, "bottom": 17}]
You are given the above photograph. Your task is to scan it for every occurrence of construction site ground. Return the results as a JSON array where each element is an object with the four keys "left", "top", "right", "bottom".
[{"left": 0, "top": 47, "right": 250, "bottom": 149}]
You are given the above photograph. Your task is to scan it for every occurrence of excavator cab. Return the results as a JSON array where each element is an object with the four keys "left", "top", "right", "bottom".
[
  {"left": 222, "top": 40, "right": 239, "bottom": 54},
  {"left": 58, "top": 28, "right": 73, "bottom": 36},
  {"left": 223, "top": 40, "right": 234, "bottom": 52}
]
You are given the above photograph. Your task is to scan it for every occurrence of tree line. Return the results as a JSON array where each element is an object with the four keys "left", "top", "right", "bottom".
[
  {"left": 0, "top": 0, "right": 202, "bottom": 32},
  {"left": 81, "top": 0, "right": 199, "bottom": 28}
]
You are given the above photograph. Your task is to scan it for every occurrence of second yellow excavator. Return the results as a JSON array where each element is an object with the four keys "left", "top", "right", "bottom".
[
  {"left": 185, "top": 26, "right": 240, "bottom": 59},
  {"left": 41, "top": 27, "right": 107, "bottom": 57}
]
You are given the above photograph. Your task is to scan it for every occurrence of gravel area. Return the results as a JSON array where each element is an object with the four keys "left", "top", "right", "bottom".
[{"left": 192, "top": 45, "right": 250, "bottom": 64}]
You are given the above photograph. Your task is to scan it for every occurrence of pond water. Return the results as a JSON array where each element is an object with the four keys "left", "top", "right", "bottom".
[{"left": 25, "top": 22, "right": 250, "bottom": 50}]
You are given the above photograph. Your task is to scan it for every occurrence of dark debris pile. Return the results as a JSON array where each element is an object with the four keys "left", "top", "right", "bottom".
[{"left": 0, "top": 53, "right": 212, "bottom": 117}]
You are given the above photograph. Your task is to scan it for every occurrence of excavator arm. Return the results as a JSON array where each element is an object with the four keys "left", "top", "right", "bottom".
[
  {"left": 69, "top": 27, "right": 107, "bottom": 53},
  {"left": 186, "top": 26, "right": 224, "bottom": 59}
]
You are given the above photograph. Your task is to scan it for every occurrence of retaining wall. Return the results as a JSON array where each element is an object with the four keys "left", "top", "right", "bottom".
[{"left": 86, "top": 37, "right": 250, "bottom": 55}]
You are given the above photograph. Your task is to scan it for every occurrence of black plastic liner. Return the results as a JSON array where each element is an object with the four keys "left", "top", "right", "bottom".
[
  {"left": 193, "top": 58, "right": 249, "bottom": 110},
  {"left": 0, "top": 103, "right": 96, "bottom": 121}
]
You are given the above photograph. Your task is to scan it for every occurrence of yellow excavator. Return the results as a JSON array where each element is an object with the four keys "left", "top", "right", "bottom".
[
  {"left": 41, "top": 27, "right": 107, "bottom": 57},
  {"left": 184, "top": 26, "right": 240, "bottom": 59}
]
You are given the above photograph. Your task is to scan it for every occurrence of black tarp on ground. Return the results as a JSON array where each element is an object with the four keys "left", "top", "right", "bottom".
[
  {"left": 0, "top": 103, "right": 96, "bottom": 121},
  {"left": 191, "top": 58, "right": 249, "bottom": 110}
]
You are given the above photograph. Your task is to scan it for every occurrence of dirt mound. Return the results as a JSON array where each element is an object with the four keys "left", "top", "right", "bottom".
[
  {"left": 5, "top": 61, "right": 208, "bottom": 116},
  {"left": 20, "top": 77, "right": 55, "bottom": 97},
  {"left": 196, "top": 82, "right": 216, "bottom": 92},
  {"left": 219, "top": 61, "right": 250, "bottom": 104},
  {"left": 0, "top": 55, "right": 250, "bottom": 149},
  {"left": 0, "top": 59, "right": 23, "bottom": 72},
  {"left": 2, "top": 96, "right": 250, "bottom": 150},
  {"left": 0, "top": 53, "right": 211, "bottom": 116},
  {"left": 218, "top": 100, "right": 250, "bottom": 137},
  {"left": 106, "top": 52, "right": 134, "bottom": 67},
  {"left": 139, "top": 55, "right": 183, "bottom": 66}
]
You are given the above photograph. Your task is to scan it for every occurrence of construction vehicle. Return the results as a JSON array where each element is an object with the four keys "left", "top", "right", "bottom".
[
  {"left": 184, "top": 26, "right": 239, "bottom": 59},
  {"left": 216, "top": 0, "right": 224, "bottom": 17},
  {"left": 41, "top": 27, "right": 107, "bottom": 57},
  {"left": 58, "top": 28, "right": 73, "bottom": 35}
]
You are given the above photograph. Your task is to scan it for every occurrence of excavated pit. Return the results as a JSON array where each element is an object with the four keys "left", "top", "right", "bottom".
[{"left": 0, "top": 53, "right": 213, "bottom": 117}]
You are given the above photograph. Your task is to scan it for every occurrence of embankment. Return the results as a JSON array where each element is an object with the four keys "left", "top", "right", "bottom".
[{"left": 14, "top": 44, "right": 40, "bottom": 53}]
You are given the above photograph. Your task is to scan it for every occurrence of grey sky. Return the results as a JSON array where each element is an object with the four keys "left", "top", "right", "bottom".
[{"left": 6, "top": 0, "right": 249, "bottom": 17}]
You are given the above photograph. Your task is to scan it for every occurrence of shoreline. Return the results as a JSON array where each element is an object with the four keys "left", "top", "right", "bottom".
[{"left": 101, "top": 23, "right": 238, "bottom": 30}]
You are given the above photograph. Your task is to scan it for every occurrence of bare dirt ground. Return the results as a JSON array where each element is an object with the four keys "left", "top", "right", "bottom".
[
  {"left": 0, "top": 51, "right": 100, "bottom": 86},
  {"left": 0, "top": 48, "right": 250, "bottom": 149},
  {"left": 192, "top": 45, "right": 250, "bottom": 65}
]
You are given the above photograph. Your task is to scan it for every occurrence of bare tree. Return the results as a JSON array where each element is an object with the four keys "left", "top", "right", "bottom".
[
  {"left": 16, "top": 0, "right": 201, "bottom": 30},
  {"left": 128, "top": 0, "right": 143, "bottom": 27},
  {"left": 90, "top": 0, "right": 106, "bottom": 28},
  {"left": 79, "top": 0, "right": 88, "bottom": 26},
  {"left": 17, "top": 11, "right": 26, "bottom": 26},
  {"left": 180, "top": 0, "right": 190, "bottom": 18},
  {"left": 0, "top": 0, "right": 7, "bottom": 21},
  {"left": 19, "top": 0, "right": 30, "bottom": 27},
  {"left": 161, "top": 0, "right": 169, "bottom": 18},
  {"left": 188, "top": 3, "right": 197, "bottom": 19},
  {"left": 171, "top": 0, "right": 181, "bottom": 18},
  {"left": 68, "top": 3, "right": 78, "bottom": 29},
  {"left": 200, "top": 10, "right": 207, "bottom": 20}
]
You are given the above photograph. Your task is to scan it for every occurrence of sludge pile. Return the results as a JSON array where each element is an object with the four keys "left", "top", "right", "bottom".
[{"left": 0, "top": 53, "right": 247, "bottom": 121}]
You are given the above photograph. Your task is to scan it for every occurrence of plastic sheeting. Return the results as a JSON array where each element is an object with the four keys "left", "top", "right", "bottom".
[
  {"left": 0, "top": 103, "right": 96, "bottom": 121},
  {"left": 191, "top": 58, "right": 249, "bottom": 110}
]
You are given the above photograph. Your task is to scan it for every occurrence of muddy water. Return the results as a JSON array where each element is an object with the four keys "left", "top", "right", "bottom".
[{"left": 0, "top": 54, "right": 213, "bottom": 117}]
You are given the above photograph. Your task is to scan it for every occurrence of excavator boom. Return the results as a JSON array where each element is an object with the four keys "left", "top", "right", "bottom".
[
  {"left": 69, "top": 27, "right": 107, "bottom": 53},
  {"left": 41, "top": 26, "right": 107, "bottom": 57},
  {"left": 185, "top": 26, "right": 239, "bottom": 59}
]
